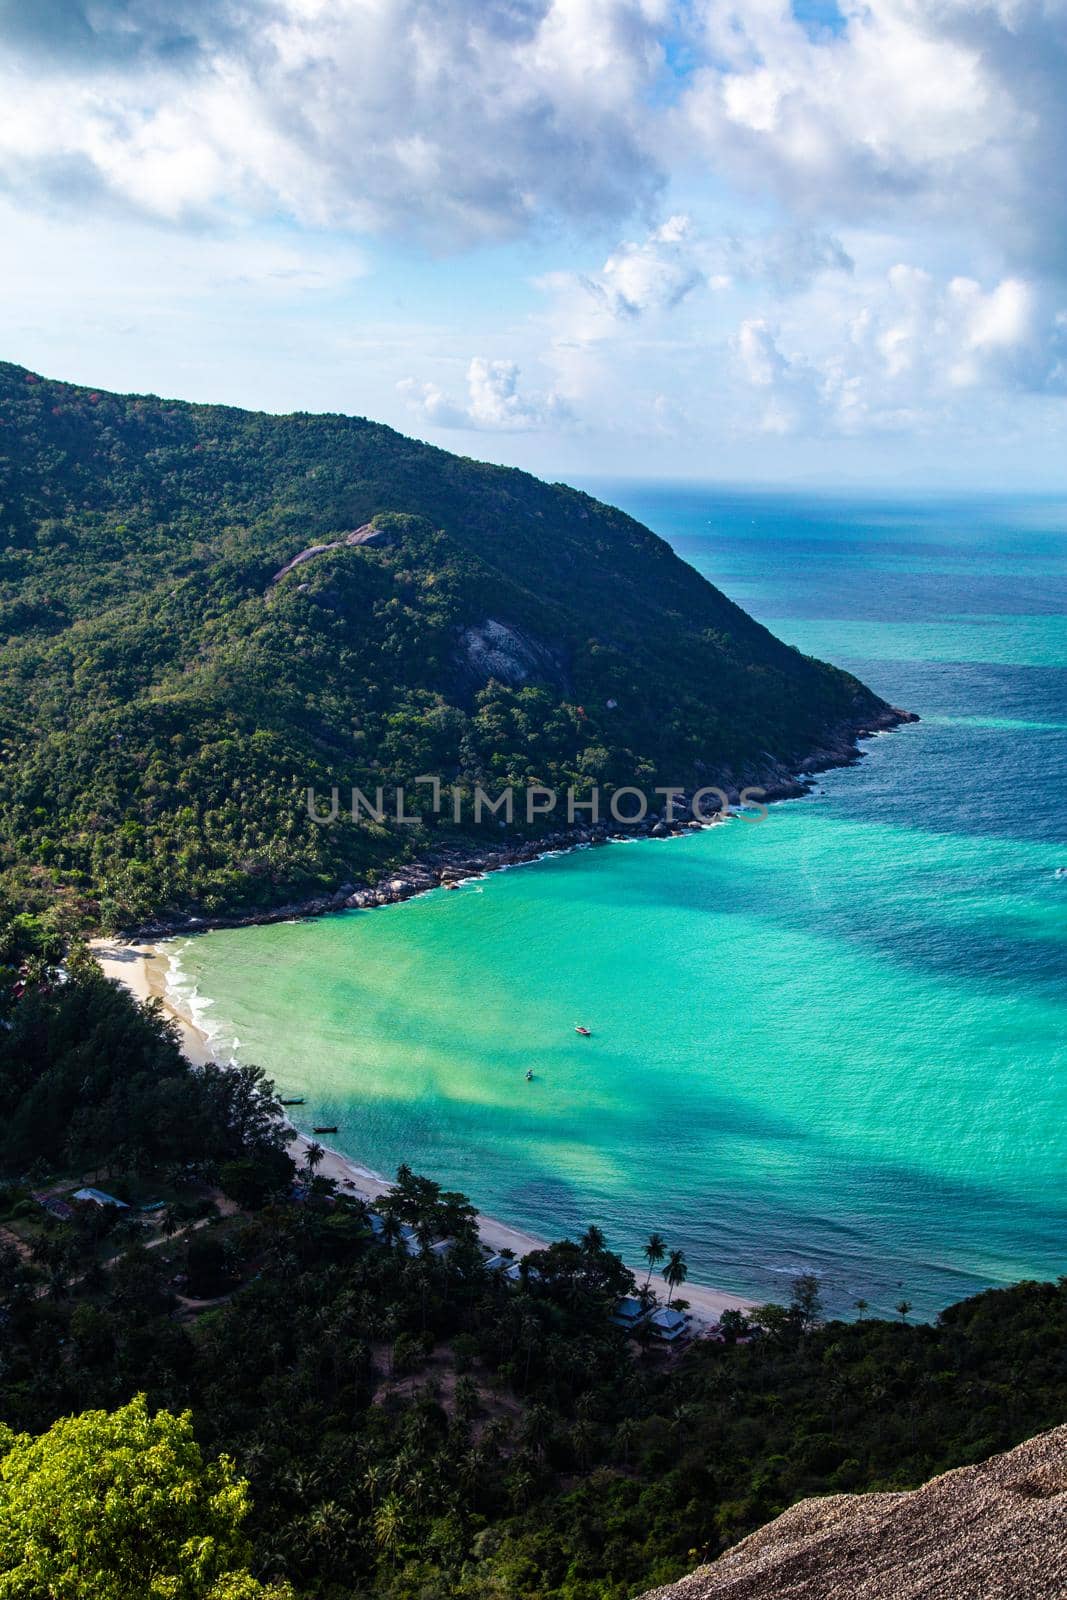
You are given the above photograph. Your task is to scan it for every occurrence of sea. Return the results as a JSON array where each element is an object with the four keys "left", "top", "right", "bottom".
[{"left": 165, "top": 487, "right": 1067, "bottom": 1318}]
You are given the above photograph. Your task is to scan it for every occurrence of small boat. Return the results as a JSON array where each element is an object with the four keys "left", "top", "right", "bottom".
[
  {"left": 525, "top": 1069, "right": 534, "bottom": 1081},
  {"left": 575, "top": 1025, "right": 592, "bottom": 1037},
  {"left": 312, "top": 1125, "right": 338, "bottom": 1134},
  {"left": 279, "top": 1098, "right": 305, "bottom": 1106}
]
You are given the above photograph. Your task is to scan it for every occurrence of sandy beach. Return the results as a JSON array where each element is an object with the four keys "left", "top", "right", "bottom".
[{"left": 91, "top": 937, "right": 754, "bottom": 1327}]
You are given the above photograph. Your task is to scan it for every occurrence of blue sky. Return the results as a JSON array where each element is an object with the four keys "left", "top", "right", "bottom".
[{"left": 2, "top": 0, "right": 1066, "bottom": 486}]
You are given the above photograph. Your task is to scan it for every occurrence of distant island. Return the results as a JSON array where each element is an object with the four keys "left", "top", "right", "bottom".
[{"left": 0, "top": 361, "right": 909, "bottom": 935}]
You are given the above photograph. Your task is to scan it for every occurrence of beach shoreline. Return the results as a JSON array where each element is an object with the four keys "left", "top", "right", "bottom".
[
  {"left": 91, "top": 935, "right": 755, "bottom": 1328},
  {"left": 112, "top": 708, "right": 918, "bottom": 943}
]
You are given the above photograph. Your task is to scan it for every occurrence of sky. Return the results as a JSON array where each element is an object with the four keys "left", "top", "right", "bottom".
[{"left": 2, "top": 0, "right": 1067, "bottom": 487}]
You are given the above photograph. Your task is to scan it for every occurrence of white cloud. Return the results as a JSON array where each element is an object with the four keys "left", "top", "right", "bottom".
[
  {"left": 0, "top": 0, "right": 671, "bottom": 245},
  {"left": 585, "top": 214, "right": 704, "bottom": 319},
  {"left": 538, "top": 215, "right": 852, "bottom": 352},
  {"left": 683, "top": 0, "right": 1067, "bottom": 276},
  {"left": 398, "top": 357, "right": 571, "bottom": 431},
  {"left": 4, "top": 0, "right": 1067, "bottom": 474},
  {"left": 728, "top": 263, "right": 1067, "bottom": 437}
]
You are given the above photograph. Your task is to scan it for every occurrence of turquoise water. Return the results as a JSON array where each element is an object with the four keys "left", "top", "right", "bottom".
[{"left": 172, "top": 489, "right": 1067, "bottom": 1318}]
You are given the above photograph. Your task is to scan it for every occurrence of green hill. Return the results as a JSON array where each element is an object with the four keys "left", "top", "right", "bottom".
[{"left": 0, "top": 361, "right": 895, "bottom": 928}]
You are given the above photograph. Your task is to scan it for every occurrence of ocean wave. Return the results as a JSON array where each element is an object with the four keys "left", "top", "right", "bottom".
[{"left": 160, "top": 939, "right": 233, "bottom": 1061}]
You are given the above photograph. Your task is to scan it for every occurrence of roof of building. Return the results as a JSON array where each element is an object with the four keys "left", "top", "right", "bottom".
[
  {"left": 71, "top": 1187, "right": 128, "bottom": 1208},
  {"left": 648, "top": 1306, "right": 687, "bottom": 1338},
  {"left": 505, "top": 1261, "right": 541, "bottom": 1283}
]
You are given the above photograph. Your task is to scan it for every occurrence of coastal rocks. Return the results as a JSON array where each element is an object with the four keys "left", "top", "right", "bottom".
[
  {"left": 116, "top": 706, "right": 918, "bottom": 941},
  {"left": 637, "top": 1424, "right": 1067, "bottom": 1600}
]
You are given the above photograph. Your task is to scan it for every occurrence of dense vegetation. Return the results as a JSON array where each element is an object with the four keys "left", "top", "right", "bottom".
[
  {"left": 2, "top": 925, "right": 1065, "bottom": 1599},
  {"left": 0, "top": 361, "right": 888, "bottom": 929},
  {"left": 0, "top": 1397, "right": 292, "bottom": 1599}
]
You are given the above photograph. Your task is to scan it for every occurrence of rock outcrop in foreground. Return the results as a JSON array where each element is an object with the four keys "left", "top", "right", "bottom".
[{"left": 640, "top": 1426, "right": 1067, "bottom": 1600}]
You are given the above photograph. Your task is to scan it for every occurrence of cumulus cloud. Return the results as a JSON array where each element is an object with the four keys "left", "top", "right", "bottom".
[
  {"left": 0, "top": 0, "right": 671, "bottom": 243},
  {"left": 5, "top": 0, "right": 1067, "bottom": 467},
  {"left": 398, "top": 358, "right": 571, "bottom": 431},
  {"left": 539, "top": 214, "right": 852, "bottom": 345},
  {"left": 730, "top": 264, "right": 1067, "bottom": 436},
  {"left": 2, "top": 0, "right": 1067, "bottom": 282},
  {"left": 683, "top": 0, "right": 1067, "bottom": 277}
]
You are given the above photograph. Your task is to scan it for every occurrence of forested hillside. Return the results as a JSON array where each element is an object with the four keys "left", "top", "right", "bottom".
[
  {"left": 0, "top": 362, "right": 891, "bottom": 928},
  {"left": 1, "top": 933, "right": 1065, "bottom": 1600}
]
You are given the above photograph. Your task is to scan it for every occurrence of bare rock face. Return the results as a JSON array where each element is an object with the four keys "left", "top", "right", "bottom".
[
  {"left": 456, "top": 618, "right": 568, "bottom": 691},
  {"left": 271, "top": 523, "right": 398, "bottom": 584},
  {"left": 638, "top": 1426, "right": 1067, "bottom": 1600},
  {"left": 343, "top": 522, "right": 397, "bottom": 548}
]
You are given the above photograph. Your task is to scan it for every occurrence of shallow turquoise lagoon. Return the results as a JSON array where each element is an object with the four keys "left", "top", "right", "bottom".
[{"left": 171, "top": 490, "right": 1067, "bottom": 1317}]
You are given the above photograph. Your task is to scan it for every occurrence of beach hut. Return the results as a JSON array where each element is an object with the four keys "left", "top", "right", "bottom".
[
  {"left": 612, "top": 1296, "right": 648, "bottom": 1330},
  {"left": 71, "top": 1187, "right": 128, "bottom": 1209},
  {"left": 505, "top": 1261, "right": 541, "bottom": 1285},
  {"left": 647, "top": 1306, "right": 688, "bottom": 1343}
]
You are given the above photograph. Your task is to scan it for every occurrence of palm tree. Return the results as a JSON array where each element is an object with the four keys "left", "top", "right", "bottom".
[
  {"left": 303, "top": 1141, "right": 325, "bottom": 1177},
  {"left": 896, "top": 1299, "right": 913, "bottom": 1323},
  {"left": 570, "top": 1417, "right": 596, "bottom": 1468},
  {"left": 643, "top": 1231, "right": 666, "bottom": 1289},
  {"left": 853, "top": 1298, "right": 869, "bottom": 1320},
  {"left": 373, "top": 1494, "right": 405, "bottom": 1565},
  {"left": 664, "top": 1247, "right": 688, "bottom": 1310},
  {"left": 580, "top": 1224, "right": 605, "bottom": 1256},
  {"left": 508, "top": 1467, "right": 534, "bottom": 1510},
  {"left": 520, "top": 1401, "right": 554, "bottom": 1460},
  {"left": 159, "top": 1202, "right": 190, "bottom": 1238},
  {"left": 613, "top": 1416, "right": 639, "bottom": 1467}
]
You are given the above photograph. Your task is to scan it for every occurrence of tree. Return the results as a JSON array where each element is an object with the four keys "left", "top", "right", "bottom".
[
  {"left": 0, "top": 1395, "right": 292, "bottom": 1599},
  {"left": 218, "top": 1148, "right": 296, "bottom": 1211},
  {"left": 718, "top": 1307, "right": 749, "bottom": 1343},
  {"left": 897, "top": 1299, "right": 913, "bottom": 1323},
  {"left": 790, "top": 1272, "right": 824, "bottom": 1332},
  {"left": 643, "top": 1231, "right": 666, "bottom": 1289},
  {"left": 373, "top": 1494, "right": 406, "bottom": 1565},
  {"left": 303, "top": 1141, "right": 325, "bottom": 1178},
  {"left": 664, "top": 1248, "right": 688, "bottom": 1310},
  {"left": 854, "top": 1298, "right": 869, "bottom": 1320},
  {"left": 580, "top": 1224, "right": 605, "bottom": 1257}
]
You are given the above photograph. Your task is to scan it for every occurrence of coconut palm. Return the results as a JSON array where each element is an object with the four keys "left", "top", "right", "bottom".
[
  {"left": 373, "top": 1494, "right": 405, "bottom": 1565},
  {"left": 570, "top": 1417, "right": 596, "bottom": 1468},
  {"left": 303, "top": 1141, "right": 325, "bottom": 1177},
  {"left": 664, "top": 1247, "right": 688, "bottom": 1310},
  {"left": 643, "top": 1231, "right": 666, "bottom": 1288},
  {"left": 613, "top": 1416, "right": 639, "bottom": 1466},
  {"left": 896, "top": 1298, "right": 913, "bottom": 1323}
]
